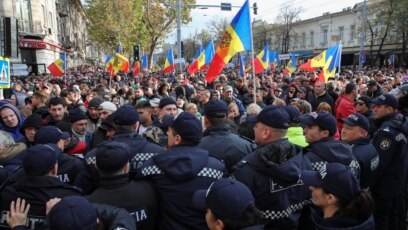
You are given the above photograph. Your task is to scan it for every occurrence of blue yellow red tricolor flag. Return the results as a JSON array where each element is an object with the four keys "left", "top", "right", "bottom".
[
  {"left": 163, "top": 47, "right": 175, "bottom": 74},
  {"left": 314, "top": 44, "right": 342, "bottom": 83},
  {"left": 47, "top": 55, "right": 66, "bottom": 77},
  {"left": 110, "top": 53, "right": 130, "bottom": 74},
  {"left": 284, "top": 53, "right": 297, "bottom": 75},
  {"left": 253, "top": 44, "right": 269, "bottom": 74},
  {"left": 269, "top": 50, "right": 279, "bottom": 69},
  {"left": 188, "top": 41, "right": 215, "bottom": 75},
  {"left": 299, "top": 59, "right": 317, "bottom": 72},
  {"left": 206, "top": 0, "right": 252, "bottom": 83},
  {"left": 192, "top": 45, "right": 203, "bottom": 61}
]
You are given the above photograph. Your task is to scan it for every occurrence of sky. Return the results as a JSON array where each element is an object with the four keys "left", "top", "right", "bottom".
[{"left": 168, "top": 0, "right": 361, "bottom": 43}]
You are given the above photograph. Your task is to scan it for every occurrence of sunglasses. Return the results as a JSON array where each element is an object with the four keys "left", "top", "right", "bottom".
[{"left": 356, "top": 102, "right": 366, "bottom": 106}]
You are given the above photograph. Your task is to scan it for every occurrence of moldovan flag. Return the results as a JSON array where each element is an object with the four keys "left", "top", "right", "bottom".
[
  {"left": 133, "top": 61, "right": 140, "bottom": 77},
  {"left": 188, "top": 41, "right": 214, "bottom": 74},
  {"left": 316, "top": 44, "right": 342, "bottom": 83},
  {"left": 202, "top": 40, "right": 215, "bottom": 70},
  {"left": 310, "top": 44, "right": 341, "bottom": 68},
  {"left": 253, "top": 44, "right": 269, "bottom": 74},
  {"left": 299, "top": 59, "right": 317, "bottom": 72},
  {"left": 163, "top": 47, "right": 175, "bottom": 74},
  {"left": 269, "top": 50, "right": 279, "bottom": 69},
  {"left": 112, "top": 53, "right": 130, "bottom": 74},
  {"left": 284, "top": 53, "right": 297, "bottom": 75},
  {"left": 192, "top": 45, "right": 203, "bottom": 61},
  {"left": 206, "top": 0, "right": 252, "bottom": 83},
  {"left": 47, "top": 55, "right": 66, "bottom": 77}
]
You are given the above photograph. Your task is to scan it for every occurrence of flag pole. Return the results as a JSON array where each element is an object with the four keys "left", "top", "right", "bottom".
[
  {"left": 250, "top": 9, "right": 256, "bottom": 104},
  {"left": 337, "top": 41, "right": 342, "bottom": 76}
]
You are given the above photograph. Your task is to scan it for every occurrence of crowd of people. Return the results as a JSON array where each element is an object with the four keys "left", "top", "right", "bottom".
[{"left": 0, "top": 63, "right": 407, "bottom": 230}]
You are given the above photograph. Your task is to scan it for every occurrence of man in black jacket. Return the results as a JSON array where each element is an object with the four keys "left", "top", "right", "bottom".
[
  {"left": 0, "top": 144, "right": 81, "bottom": 230},
  {"left": 198, "top": 100, "right": 255, "bottom": 173},
  {"left": 232, "top": 106, "right": 312, "bottom": 229},
  {"left": 137, "top": 112, "right": 226, "bottom": 230},
  {"left": 86, "top": 141, "right": 158, "bottom": 229}
]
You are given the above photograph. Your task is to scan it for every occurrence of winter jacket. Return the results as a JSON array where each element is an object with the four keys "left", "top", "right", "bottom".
[
  {"left": 233, "top": 139, "right": 312, "bottom": 229},
  {"left": 348, "top": 137, "right": 379, "bottom": 189},
  {"left": 305, "top": 138, "right": 360, "bottom": 179},
  {"left": 198, "top": 124, "right": 255, "bottom": 173},
  {"left": 136, "top": 145, "right": 226, "bottom": 230}
]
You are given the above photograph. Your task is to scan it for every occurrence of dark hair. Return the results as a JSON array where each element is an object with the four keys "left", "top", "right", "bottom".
[
  {"left": 136, "top": 100, "right": 152, "bottom": 109},
  {"left": 92, "top": 87, "right": 105, "bottom": 98},
  {"left": 206, "top": 116, "right": 227, "bottom": 126},
  {"left": 48, "top": 97, "right": 67, "bottom": 108},
  {"left": 334, "top": 190, "right": 374, "bottom": 223},
  {"left": 345, "top": 83, "right": 357, "bottom": 94},
  {"left": 213, "top": 206, "right": 263, "bottom": 230}
]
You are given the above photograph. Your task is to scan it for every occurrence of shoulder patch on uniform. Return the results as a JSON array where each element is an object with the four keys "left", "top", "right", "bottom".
[
  {"left": 395, "top": 133, "right": 407, "bottom": 143},
  {"left": 380, "top": 138, "right": 391, "bottom": 150}
]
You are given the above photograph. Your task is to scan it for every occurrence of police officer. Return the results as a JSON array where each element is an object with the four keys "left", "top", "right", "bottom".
[
  {"left": 86, "top": 105, "right": 164, "bottom": 180},
  {"left": 340, "top": 113, "right": 379, "bottom": 189},
  {"left": 193, "top": 178, "right": 264, "bottom": 230},
  {"left": 232, "top": 106, "right": 312, "bottom": 229},
  {"left": 137, "top": 112, "right": 226, "bottom": 230},
  {"left": 370, "top": 94, "right": 408, "bottom": 230},
  {"left": 0, "top": 144, "right": 81, "bottom": 230},
  {"left": 198, "top": 100, "right": 255, "bottom": 173},
  {"left": 86, "top": 141, "right": 158, "bottom": 229},
  {"left": 35, "top": 126, "right": 93, "bottom": 194},
  {"left": 299, "top": 112, "right": 360, "bottom": 177}
]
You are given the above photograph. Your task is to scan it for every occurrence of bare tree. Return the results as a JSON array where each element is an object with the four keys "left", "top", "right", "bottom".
[
  {"left": 207, "top": 18, "right": 229, "bottom": 44},
  {"left": 273, "top": 6, "right": 302, "bottom": 53}
]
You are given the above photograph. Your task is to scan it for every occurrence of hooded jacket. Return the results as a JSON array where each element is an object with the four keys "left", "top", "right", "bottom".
[
  {"left": 198, "top": 124, "right": 255, "bottom": 173},
  {"left": 232, "top": 139, "right": 312, "bottom": 229},
  {"left": 305, "top": 138, "right": 360, "bottom": 179},
  {"left": 0, "top": 103, "right": 25, "bottom": 142},
  {"left": 311, "top": 209, "right": 375, "bottom": 230},
  {"left": 136, "top": 145, "right": 226, "bottom": 230},
  {"left": 0, "top": 143, "right": 27, "bottom": 173}
]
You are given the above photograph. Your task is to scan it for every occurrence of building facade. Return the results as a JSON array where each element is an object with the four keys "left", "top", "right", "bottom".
[
  {"left": 254, "top": 0, "right": 404, "bottom": 67},
  {"left": 0, "top": 0, "right": 104, "bottom": 76}
]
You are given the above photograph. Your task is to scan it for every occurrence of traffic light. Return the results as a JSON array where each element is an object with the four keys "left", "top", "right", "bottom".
[
  {"left": 133, "top": 44, "right": 140, "bottom": 62},
  {"left": 253, "top": 2, "right": 258, "bottom": 15}
]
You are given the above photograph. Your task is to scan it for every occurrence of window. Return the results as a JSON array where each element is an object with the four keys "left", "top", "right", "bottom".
[
  {"left": 322, "top": 27, "right": 328, "bottom": 45},
  {"left": 48, "top": 12, "right": 53, "bottom": 29},
  {"left": 15, "top": 0, "right": 32, "bottom": 33},
  {"left": 302, "top": 32, "right": 306, "bottom": 47},
  {"left": 310, "top": 31, "right": 314, "bottom": 45},
  {"left": 41, "top": 4, "right": 46, "bottom": 26},
  {"left": 339, "top": 26, "right": 344, "bottom": 41},
  {"left": 350, "top": 25, "right": 355, "bottom": 41}
]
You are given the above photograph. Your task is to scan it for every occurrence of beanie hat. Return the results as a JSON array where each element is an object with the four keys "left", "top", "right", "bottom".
[
  {"left": 69, "top": 108, "right": 88, "bottom": 123},
  {"left": 20, "top": 113, "right": 43, "bottom": 133},
  {"left": 88, "top": 97, "right": 104, "bottom": 108}
]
